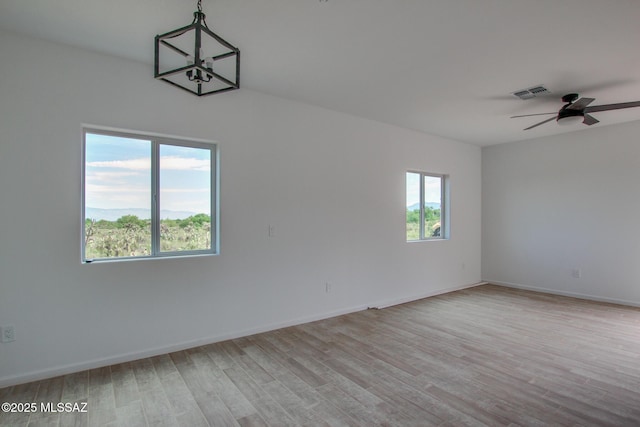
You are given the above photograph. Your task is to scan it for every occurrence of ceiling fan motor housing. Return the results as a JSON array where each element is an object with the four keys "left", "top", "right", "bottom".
[
  {"left": 561, "top": 93, "right": 579, "bottom": 103},
  {"left": 557, "top": 106, "right": 583, "bottom": 125},
  {"left": 558, "top": 106, "right": 583, "bottom": 119}
]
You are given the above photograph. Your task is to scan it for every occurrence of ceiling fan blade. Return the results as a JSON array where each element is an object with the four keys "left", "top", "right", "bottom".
[
  {"left": 523, "top": 116, "right": 557, "bottom": 130},
  {"left": 583, "top": 114, "right": 599, "bottom": 126},
  {"left": 585, "top": 100, "right": 640, "bottom": 113},
  {"left": 567, "top": 97, "right": 595, "bottom": 110},
  {"left": 511, "top": 112, "right": 556, "bottom": 118}
]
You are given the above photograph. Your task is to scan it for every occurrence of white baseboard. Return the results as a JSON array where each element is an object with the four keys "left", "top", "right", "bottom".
[
  {"left": 370, "top": 281, "right": 487, "bottom": 309},
  {"left": 488, "top": 280, "right": 640, "bottom": 308},
  {"left": 0, "top": 304, "right": 364, "bottom": 388},
  {"left": 0, "top": 281, "right": 486, "bottom": 388}
]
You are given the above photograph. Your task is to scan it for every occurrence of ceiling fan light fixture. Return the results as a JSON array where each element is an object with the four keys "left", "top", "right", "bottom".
[{"left": 154, "top": 0, "right": 240, "bottom": 96}]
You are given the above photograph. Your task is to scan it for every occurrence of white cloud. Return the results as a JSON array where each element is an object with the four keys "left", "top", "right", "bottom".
[
  {"left": 93, "top": 171, "right": 140, "bottom": 178},
  {"left": 86, "top": 171, "right": 144, "bottom": 186},
  {"left": 85, "top": 155, "right": 210, "bottom": 211},
  {"left": 161, "top": 188, "right": 209, "bottom": 193},
  {"left": 87, "top": 158, "right": 150, "bottom": 170},
  {"left": 85, "top": 184, "right": 149, "bottom": 194},
  {"left": 160, "top": 156, "right": 210, "bottom": 171},
  {"left": 87, "top": 156, "right": 209, "bottom": 172},
  {"left": 424, "top": 178, "right": 441, "bottom": 203},
  {"left": 84, "top": 185, "right": 150, "bottom": 209}
]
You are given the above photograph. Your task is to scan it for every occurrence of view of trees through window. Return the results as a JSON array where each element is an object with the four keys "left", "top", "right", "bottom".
[
  {"left": 83, "top": 130, "right": 215, "bottom": 261},
  {"left": 406, "top": 172, "right": 444, "bottom": 240},
  {"left": 84, "top": 214, "right": 212, "bottom": 259}
]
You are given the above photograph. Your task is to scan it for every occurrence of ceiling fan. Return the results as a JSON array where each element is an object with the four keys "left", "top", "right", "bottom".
[{"left": 511, "top": 93, "right": 640, "bottom": 130}]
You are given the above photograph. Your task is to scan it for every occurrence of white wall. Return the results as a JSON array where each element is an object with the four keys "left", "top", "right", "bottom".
[
  {"left": 483, "top": 121, "right": 640, "bottom": 306},
  {"left": 0, "top": 31, "right": 481, "bottom": 386}
]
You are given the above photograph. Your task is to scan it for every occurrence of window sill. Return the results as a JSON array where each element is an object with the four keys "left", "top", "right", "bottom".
[{"left": 82, "top": 252, "right": 217, "bottom": 264}]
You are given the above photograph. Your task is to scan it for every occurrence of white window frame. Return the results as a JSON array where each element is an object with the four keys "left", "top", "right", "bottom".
[
  {"left": 406, "top": 171, "right": 449, "bottom": 241},
  {"left": 81, "top": 126, "right": 219, "bottom": 262}
]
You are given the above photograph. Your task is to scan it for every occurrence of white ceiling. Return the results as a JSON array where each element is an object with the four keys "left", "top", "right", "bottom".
[{"left": 1, "top": 0, "right": 640, "bottom": 146}]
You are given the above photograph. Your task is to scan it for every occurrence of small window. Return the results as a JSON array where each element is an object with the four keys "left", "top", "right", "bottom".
[
  {"left": 406, "top": 171, "right": 448, "bottom": 241},
  {"left": 82, "top": 128, "right": 217, "bottom": 262}
]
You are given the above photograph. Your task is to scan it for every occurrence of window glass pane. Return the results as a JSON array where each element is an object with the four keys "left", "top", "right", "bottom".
[
  {"left": 406, "top": 172, "right": 420, "bottom": 240},
  {"left": 159, "top": 144, "right": 212, "bottom": 252},
  {"left": 84, "top": 134, "right": 152, "bottom": 259},
  {"left": 423, "top": 175, "right": 442, "bottom": 238}
]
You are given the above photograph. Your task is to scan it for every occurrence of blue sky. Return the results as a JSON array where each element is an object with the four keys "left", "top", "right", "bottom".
[
  {"left": 85, "top": 133, "right": 211, "bottom": 216},
  {"left": 406, "top": 172, "right": 442, "bottom": 208}
]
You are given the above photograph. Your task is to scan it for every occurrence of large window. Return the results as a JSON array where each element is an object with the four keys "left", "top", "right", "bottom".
[
  {"left": 82, "top": 128, "right": 217, "bottom": 262},
  {"left": 406, "top": 171, "right": 448, "bottom": 241}
]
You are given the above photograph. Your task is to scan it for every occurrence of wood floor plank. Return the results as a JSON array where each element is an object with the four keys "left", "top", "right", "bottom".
[
  {"left": 259, "top": 381, "right": 327, "bottom": 426},
  {"left": 114, "top": 401, "right": 146, "bottom": 427},
  {"left": 169, "top": 350, "right": 238, "bottom": 427},
  {"left": 367, "top": 368, "right": 468, "bottom": 426},
  {"left": 150, "top": 355, "right": 179, "bottom": 381},
  {"left": 315, "top": 382, "right": 390, "bottom": 426},
  {"left": 110, "top": 363, "right": 139, "bottom": 409},
  {"left": 58, "top": 406, "right": 89, "bottom": 427},
  {"left": 139, "top": 386, "right": 180, "bottom": 427},
  {"left": 242, "top": 345, "right": 322, "bottom": 408},
  {"left": 0, "top": 382, "right": 37, "bottom": 427},
  {"left": 131, "top": 359, "right": 162, "bottom": 393},
  {"left": 86, "top": 367, "right": 117, "bottom": 426},
  {"left": 28, "top": 376, "right": 64, "bottom": 424},
  {"left": 236, "top": 413, "right": 268, "bottom": 427},
  {"left": 158, "top": 371, "right": 204, "bottom": 422},
  {"left": 201, "top": 343, "right": 236, "bottom": 370},
  {"left": 188, "top": 348, "right": 256, "bottom": 421},
  {"left": 61, "top": 371, "right": 88, "bottom": 403},
  {"left": 246, "top": 396, "right": 297, "bottom": 427}
]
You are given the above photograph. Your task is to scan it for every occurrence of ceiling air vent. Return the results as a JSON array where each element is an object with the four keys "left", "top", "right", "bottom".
[{"left": 512, "top": 85, "right": 550, "bottom": 100}]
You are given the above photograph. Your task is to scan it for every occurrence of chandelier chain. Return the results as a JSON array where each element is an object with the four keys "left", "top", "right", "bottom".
[{"left": 197, "top": 0, "right": 203, "bottom": 13}]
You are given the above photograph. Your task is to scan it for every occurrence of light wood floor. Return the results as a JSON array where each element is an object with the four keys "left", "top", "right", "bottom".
[{"left": 2, "top": 284, "right": 640, "bottom": 426}]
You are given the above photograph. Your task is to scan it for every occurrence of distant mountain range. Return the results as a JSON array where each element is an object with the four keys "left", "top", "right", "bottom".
[
  {"left": 86, "top": 207, "right": 199, "bottom": 221},
  {"left": 407, "top": 202, "right": 441, "bottom": 211}
]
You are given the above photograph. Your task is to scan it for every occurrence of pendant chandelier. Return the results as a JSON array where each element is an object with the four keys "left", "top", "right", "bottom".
[{"left": 154, "top": 0, "right": 240, "bottom": 96}]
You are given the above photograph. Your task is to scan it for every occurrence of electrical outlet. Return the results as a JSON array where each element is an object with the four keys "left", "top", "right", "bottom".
[
  {"left": 571, "top": 268, "right": 582, "bottom": 279},
  {"left": 1, "top": 325, "right": 15, "bottom": 343},
  {"left": 325, "top": 282, "right": 332, "bottom": 293}
]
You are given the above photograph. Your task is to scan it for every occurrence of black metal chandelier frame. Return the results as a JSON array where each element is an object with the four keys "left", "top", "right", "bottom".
[{"left": 154, "top": 0, "right": 240, "bottom": 96}]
